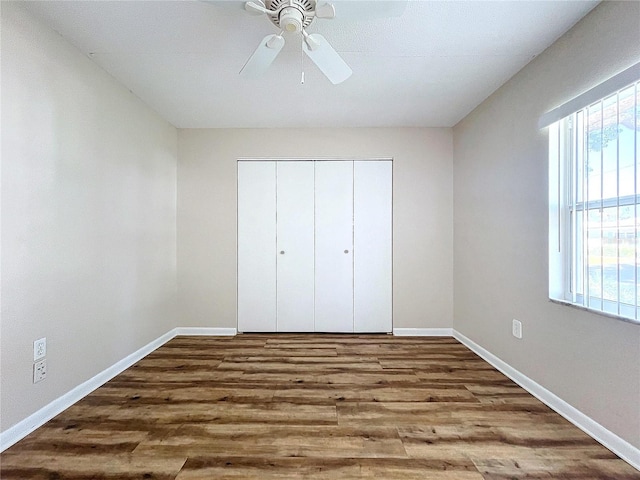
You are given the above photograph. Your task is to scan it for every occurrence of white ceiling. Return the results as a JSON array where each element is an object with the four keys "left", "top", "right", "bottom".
[{"left": 18, "top": 0, "right": 599, "bottom": 128}]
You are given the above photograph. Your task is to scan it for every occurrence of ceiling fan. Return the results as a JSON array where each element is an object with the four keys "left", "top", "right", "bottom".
[{"left": 238, "top": 0, "right": 407, "bottom": 84}]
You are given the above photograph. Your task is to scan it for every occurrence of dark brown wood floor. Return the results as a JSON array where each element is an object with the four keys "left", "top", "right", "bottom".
[{"left": 2, "top": 335, "right": 639, "bottom": 479}]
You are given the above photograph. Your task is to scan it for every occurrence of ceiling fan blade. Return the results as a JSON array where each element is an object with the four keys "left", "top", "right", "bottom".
[
  {"left": 245, "top": 0, "right": 269, "bottom": 15},
  {"left": 315, "top": 2, "right": 336, "bottom": 19},
  {"left": 331, "top": 0, "right": 407, "bottom": 21},
  {"left": 302, "top": 33, "right": 352, "bottom": 84},
  {"left": 240, "top": 34, "right": 285, "bottom": 77}
]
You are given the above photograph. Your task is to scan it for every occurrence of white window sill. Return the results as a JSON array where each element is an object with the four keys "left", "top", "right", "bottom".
[{"left": 549, "top": 298, "right": 640, "bottom": 325}]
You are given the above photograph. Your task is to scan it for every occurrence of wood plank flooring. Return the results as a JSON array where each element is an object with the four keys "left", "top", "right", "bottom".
[{"left": 2, "top": 335, "right": 639, "bottom": 479}]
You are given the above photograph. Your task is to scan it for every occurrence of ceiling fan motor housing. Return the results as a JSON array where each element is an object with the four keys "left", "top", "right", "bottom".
[
  {"left": 269, "top": 0, "right": 315, "bottom": 32},
  {"left": 280, "top": 7, "right": 304, "bottom": 33}
]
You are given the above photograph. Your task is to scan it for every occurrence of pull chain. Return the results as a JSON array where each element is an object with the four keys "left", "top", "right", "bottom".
[{"left": 301, "top": 37, "right": 305, "bottom": 84}]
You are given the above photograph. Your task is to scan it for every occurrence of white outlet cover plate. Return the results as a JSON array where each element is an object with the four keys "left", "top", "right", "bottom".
[
  {"left": 512, "top": 319, "right": 522, "bottom": 339},
  {"left": 33, "top": 359, "right": 47, "bottom": 383},
  {"left": 34, "top": 338, "right": 46, "bottom": 361}
]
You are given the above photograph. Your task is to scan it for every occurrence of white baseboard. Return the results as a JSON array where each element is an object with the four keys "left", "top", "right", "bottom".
[
  {"left": 175, "top": 327, "right": 237, "bottom": 336},
  {"left": 452, "top": 329, "right": 640, "bottom": 471},
  {"left": 0, "top": 328, "right": 177, "bottom": 452},
  {"left": 393, "top": 328, "right": 453, "bottom": 336}
]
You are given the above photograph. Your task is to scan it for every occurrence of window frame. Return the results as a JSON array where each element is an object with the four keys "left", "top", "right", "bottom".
[{"left": 548, "top": 77, "right": 639, "bottom": 324}]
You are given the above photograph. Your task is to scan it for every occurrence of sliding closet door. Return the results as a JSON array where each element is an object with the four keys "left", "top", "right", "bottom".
[
  {"left": 354, "top": 161, "right": 393, "bottom": 332},
  {"left": 276, "top": 161, "right": 315, "bottom": 332},
  {"left": 237, "top": 161, "right": 276, "bottom": 332},
  {"left": 315, "top": 161, "right": 354, "bottom": 332}
]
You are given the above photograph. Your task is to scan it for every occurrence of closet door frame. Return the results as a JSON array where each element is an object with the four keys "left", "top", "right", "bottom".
[{"left": 236, "top": 158, "right": 393, "bottom": 334}]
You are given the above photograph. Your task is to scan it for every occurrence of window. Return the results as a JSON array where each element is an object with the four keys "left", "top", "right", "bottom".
[{"left": 548, "top": 70, "right": 639, "bottom": 322}]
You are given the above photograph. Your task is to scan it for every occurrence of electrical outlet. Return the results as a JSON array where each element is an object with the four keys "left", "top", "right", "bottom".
[
  {"left": 33, "top": 359, "right": 47, "bottom": 383},
  {"left": 34, "top": 337, "right": 46, "bottom": 361},
  {"left": 512, "top": 319, "right": 522, "bottom": 339}
]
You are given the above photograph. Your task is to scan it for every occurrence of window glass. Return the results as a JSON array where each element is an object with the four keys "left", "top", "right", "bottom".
[{"left": 550, "top": 79, "right": 639, "bottom": 322}]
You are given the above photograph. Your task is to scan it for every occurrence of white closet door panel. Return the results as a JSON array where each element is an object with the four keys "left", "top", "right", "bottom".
[
  {"left": 277, "top": 162, "right": 315, "bottom": 332},
  {"left": 354, "top": 161, "right": 392, "bottom": 333},
  {"left": 237, "top": 161, "right": 277, "bottom": 332},
  {"left": 315, "top": 161, "right": 354, "bottom": 332}
]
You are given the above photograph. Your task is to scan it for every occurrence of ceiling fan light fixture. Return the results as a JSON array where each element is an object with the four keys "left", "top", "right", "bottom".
[{"left": 279, "top": 6, "right": 304, "bottom": 34}]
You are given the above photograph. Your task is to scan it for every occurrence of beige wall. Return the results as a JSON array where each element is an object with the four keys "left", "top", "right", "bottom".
[
  {"left": 1, "top": 3, "right": 178, "bottom": 431},
  {"left": 453, "top": 1, "right": 640, "bottom": 448},
  {"left": 177, "top": 128, "right": 453, "bottom": 330}
]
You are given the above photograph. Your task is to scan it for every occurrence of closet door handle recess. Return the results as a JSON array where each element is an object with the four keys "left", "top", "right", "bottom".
[
  {"left": 344, "top": 250, "right": 349, "bottom": 254},
  {"left": 280, "top": 251, "right": 285, "bottom": 255}
]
